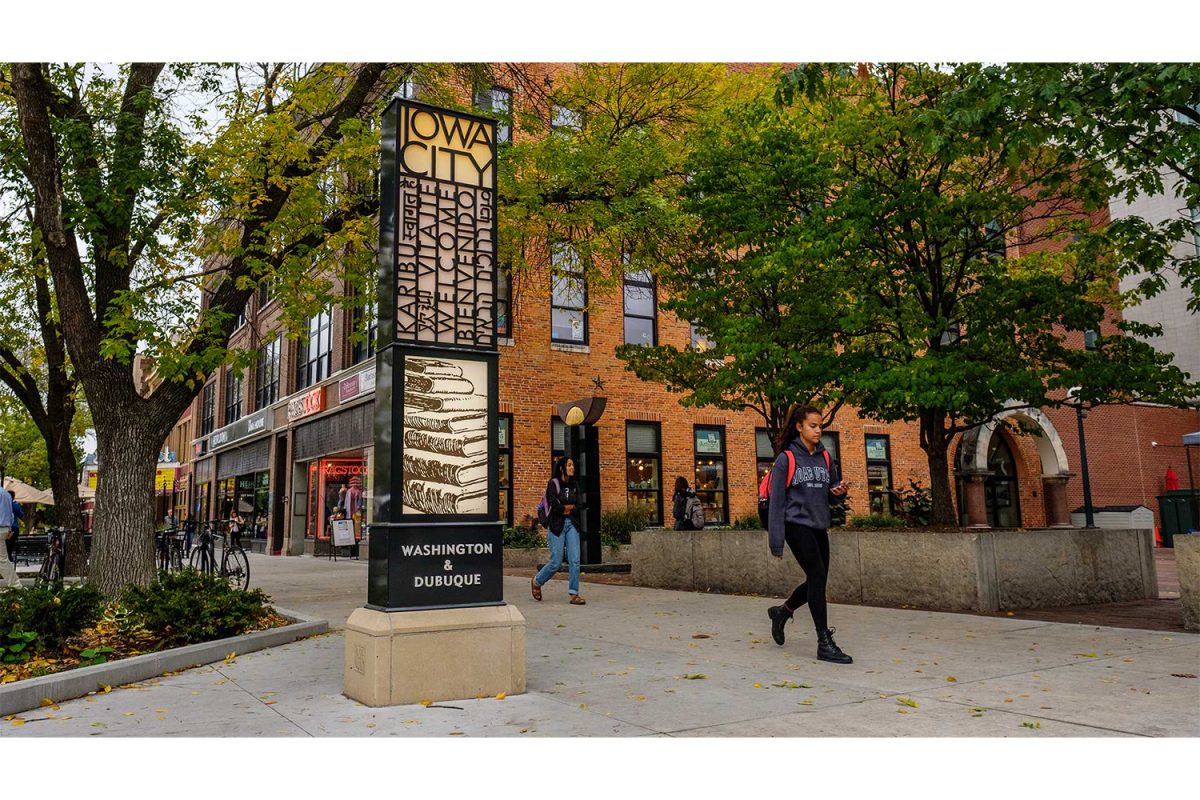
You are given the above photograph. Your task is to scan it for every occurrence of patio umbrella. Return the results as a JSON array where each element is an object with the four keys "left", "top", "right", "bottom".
[{"left": 2, "top": 476, "right": 55, "bottom": 505}]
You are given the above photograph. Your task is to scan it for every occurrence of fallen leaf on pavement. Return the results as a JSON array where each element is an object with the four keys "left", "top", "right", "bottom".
[
  {"left": 496, "top": 692, "right": 507, "bottom": 700},
  {"left": 772, "top": 681, "right": 812, "bottom": 689},
  {"left": 1021, "top": 721, "right": 1041, "bottom": 729},
  {"left": 691, "top": 634, "right": 710, "bottom": 639},
  {"left": 419, "top": 700, "right": 433, "bottom": 706},
  {"left": 946, "top": 677, "right": 957, "bottom": 683},
  {"left": 99, "top": 684, "right": 111, "bottom": 693},
  {"left": 11, "top": 719, "right": 26, "bottom": 726},
  {"left": 1171, "top": 673, "right": 1197, "bottom": 679},
  {"left": 224, "top": 652, "right": 237, "bottom": 665},
  {"left": 682, "top": 674, "right": 707, "bottom": 680},
  {"left": 896, "top": 697, "right": 920, "bottom": 708}
]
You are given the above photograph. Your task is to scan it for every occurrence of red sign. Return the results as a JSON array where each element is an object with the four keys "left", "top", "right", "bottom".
[{"left": 287, "top": 387, "right": 325, "bottom": 421}]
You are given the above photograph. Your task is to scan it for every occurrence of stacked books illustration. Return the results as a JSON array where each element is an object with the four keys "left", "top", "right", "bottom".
[{"left": 402, "top": 356, "right": 488, "bottom": 514}]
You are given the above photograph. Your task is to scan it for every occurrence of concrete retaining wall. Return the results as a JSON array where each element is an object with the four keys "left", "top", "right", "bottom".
[
  {"left": 631, "top": 527, "right": 1157, "bottom": 612},
  {"left": 503, "top": 545, "right": 632, "bottom": 568},
  {"left": 1176, "top": 534, "right": 1200, "bottom": 632}
]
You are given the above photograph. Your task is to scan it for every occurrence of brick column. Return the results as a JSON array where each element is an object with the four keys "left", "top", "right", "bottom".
[
  {"left": 1042, "top": 475, "right": 1072, "bottom": 528},
  {"left": 962, "top": 472, "right": 990, "bottom": 529}
]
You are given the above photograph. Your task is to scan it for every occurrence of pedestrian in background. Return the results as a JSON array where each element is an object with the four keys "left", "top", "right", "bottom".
[
  {"left": 766, "top": 403, "right": 853, "bottom": 664},
  {"left": 672, "top": 477, "right": 701, "bottom": 531},
  {"left": 531, "top": 456, "right": 587, "bottom": 605},
  {"left": 6, "top": 490, "right": 23, "bottom": 563},
  {"left": 0, "top": 488, "right": 21, "bottom": 589}
]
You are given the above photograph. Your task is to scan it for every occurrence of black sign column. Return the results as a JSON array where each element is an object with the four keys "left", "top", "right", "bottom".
[{"left": 369, "top": 99, "right": 503, "bottom": 611}]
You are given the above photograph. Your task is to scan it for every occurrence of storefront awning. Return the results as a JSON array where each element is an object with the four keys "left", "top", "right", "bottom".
[{"left": 1184, "top": 431, "right": 1200, "bottom": 447}]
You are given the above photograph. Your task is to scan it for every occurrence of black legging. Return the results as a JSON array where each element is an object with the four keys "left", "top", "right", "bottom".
[{"left": 783, "top": 523, "right": 829, "bottom": 631}]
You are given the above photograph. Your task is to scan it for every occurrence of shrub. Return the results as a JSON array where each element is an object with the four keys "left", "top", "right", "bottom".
[
  {"left": 599, "top": 507, "right": 649, "bottom": 545},
  {"left": 895, "top": 481, "right": 934, "bottom": 527},
  {"left": 119, "top": 568, "right": 272, "bottom": 649},
  {"left": 0, "top": 582, "right": 105, "bottom": 652},
  {"left": 848, "top": 514, "right": 908, "bottom": 529},
  {"left": 729, "top": 514, "right": 764, "bottom": 530},
  {"left": 502, "top": 526, "right": 543, "bottom": 549}
]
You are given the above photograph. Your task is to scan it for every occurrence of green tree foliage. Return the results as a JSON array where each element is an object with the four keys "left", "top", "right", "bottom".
[
  {"left": 997, "top": 63, "right": 1200, "bottom": 308},
  {"left": 617, "top": 92, "right": 849, "bottom": 441},
  {"left": 788, "top": 63, "right": 1194, "bottom": 524},
  {"left": 0, "top": 62, "right": 501, "bottom": 592}
]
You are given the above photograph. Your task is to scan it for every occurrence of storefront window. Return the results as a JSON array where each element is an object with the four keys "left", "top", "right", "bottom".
[
  {"left": 865, "top": 434, "right": 894, "bottom": 515},
  {"left": 693, "top": 426, "right": 727, "bottom": 525},
  {"left": 756, "top": 429, "right": 774, "bottom": 484},
  {"left": 498, "top": 415, "right": 512, "bottom": 526},
  {"left": 626, "top": 422, "right": 662, "bottom": 525},
  {"left": 305, "top": 452, "right": 372, "bottom": 541}
]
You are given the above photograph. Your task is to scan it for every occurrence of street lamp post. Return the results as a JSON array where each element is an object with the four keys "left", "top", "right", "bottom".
[{"left": 1068, "top": 387, "right": 1096, "bottom": 529}]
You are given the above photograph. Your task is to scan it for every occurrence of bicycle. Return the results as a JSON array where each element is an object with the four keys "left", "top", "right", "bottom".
[
  {"left": 156, "top": 527, "right": 186, "bottom": 573},
  {"left": 35, "top": 527, "right": 67, "bottom": 585},
  {"left": 189, "top": 520, "right": 250, "bottom": 590}
]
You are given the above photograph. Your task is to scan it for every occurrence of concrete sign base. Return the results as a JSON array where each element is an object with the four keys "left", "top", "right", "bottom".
[{"left": 343, "top": 605, "right": 526, "bottom": 706}]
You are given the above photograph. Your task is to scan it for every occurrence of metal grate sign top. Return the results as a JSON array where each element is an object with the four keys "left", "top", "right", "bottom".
[{"left": 393, "top": 101, "right": 497, "bottom": 349}]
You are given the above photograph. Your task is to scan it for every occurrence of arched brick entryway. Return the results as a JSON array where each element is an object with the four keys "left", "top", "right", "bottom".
[{"left": 956, "top": 404, "right": 1073, "bottom": 529}]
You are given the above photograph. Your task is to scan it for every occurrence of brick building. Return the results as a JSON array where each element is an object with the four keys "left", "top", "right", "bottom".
[{"left": 176, "top": 65, "right": 1199, "bottom": 555}]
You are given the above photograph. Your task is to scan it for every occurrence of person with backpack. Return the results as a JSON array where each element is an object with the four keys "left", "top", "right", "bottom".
[
  {"left": 671, "top": 477, "right": 704, "bottom": 531},
  {"left": 531, "top": 456, "right": 586, "bottom": 605},
  {"left": 764, "top": 403, "right": 853, "bottom": 664},
  {"left": 0, "top": 488, "right": 21, "bottom": 589}
]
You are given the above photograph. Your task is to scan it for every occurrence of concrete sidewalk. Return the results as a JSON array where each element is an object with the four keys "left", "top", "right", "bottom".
[{"left": 1, "top": 553, "right": 1196, "bottom": 737}]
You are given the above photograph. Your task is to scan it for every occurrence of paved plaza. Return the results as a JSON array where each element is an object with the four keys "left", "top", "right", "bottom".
[{"left": 1, "top": 553, "right": 1196, "bottom": 738}]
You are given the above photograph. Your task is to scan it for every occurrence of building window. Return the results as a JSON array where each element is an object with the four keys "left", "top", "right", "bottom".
[
  {"left": 224, "top": 367, "right": 242, "bottom": 425},
  {"left": 473, "top": 87, "right": 512, "bottom": 144},
  {"left": 821, "top": 431, "right": 841, "bottom": 465},
  {"left": 257, "top": 280, "right": 274, "bottom": 309},
  {"left": 498, "top": 414, "right": 513, "bottom": 526},
  {"left": 626, "top": 422, "right": 662, "bottom": 525},
  {"left": 396, "top": 76, "right": 419, "bottom": 100},
  {"left": 551, "top": 104, "right": 582, "bottom": 132},
  {"left": 234, "top": 303, "right": 246, "bottom": 331},
  {"left": 551, "top": 417, "right": 566, "bottom": 472},
  {"left": 755, "top": 428, "right": 775, "bottom": 485},
  {"left": 865, "top": 434, "right": 894, "bottom": 515},
  {"left": 200, "top": 381, "right": 215, "bottom": 438},
  {"left": 691, "top": 322, "right": 715, "bottom": 353},
  {"left": 551, "top": 244, "right": 587, "bottom": 345},
  {"left": 352, "top": 297, "right": 377, "bottom": 365},
  {"left": 496, "top": 266, "right": 513, "bottom": 339},
  {"left": 623, "top": 267, "right": 657, "bottom": 347},
  {"left": 254, "top": 338, "right": 280, "bottom": 411},
  {"left": 693, "top": 426, "right": 728, "bottom": 526},
  {"left": 984, "top": 218, "right": 1005, "bottom": 261},
  {"left": 1083, "top": 329, "right": 1099, "bottom": 351},
  {"left": 296, "top": 307, "right": 333, "bottom": 390}
]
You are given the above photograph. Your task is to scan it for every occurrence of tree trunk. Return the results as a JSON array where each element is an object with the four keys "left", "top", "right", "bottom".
[
  {"left": 46, "top": 421, "right": 87, "bottom": 575},
  {"left": 919, "top": 408, "right": 958, "bottom": 527},
  {"left": 89, "top": 422, "right": 160, "bottom": 595}
]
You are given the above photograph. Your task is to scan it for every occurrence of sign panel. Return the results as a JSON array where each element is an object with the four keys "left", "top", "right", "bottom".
[
  {"left": 331, "top": 518, "right": 357, "bottom": 547},
  {"left": 401, "top": 354, "right": 489, "bottom": 515},
  {"left": 394, "top": 102, "right": 496, "bottom": 349},
  {"left": 287, "top": 387, "right": 325, "bottom": 421},
  {"left": 210, "top": 408, "right": 273, "bottom": 450},
  {"left": 339, "top": 366, "right": 377, "bottom": 403},
  {"left": 383, "top": 523, "right": 504, "bottom": 609}
]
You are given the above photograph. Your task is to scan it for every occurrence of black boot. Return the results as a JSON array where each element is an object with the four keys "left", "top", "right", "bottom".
[
  {"left": 767, "top": 605, "right": 791, "bottom": 646},
  {"left": 816, "top": 627, "right": 853, "bottom": 664}
]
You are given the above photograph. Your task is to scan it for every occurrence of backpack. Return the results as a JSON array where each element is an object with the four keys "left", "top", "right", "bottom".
[
  {"left": 535, "top": 479, "right": 561, "bottom": 529},
  {"left": 757, "top": 449, "right": 830, "bottom": 528},
  {"left": 685, "top": 494, "right": 705, "bottom": 530}
]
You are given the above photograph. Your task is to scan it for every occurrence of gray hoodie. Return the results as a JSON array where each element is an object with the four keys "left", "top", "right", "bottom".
[{"left": 767, "top": 439, "right": 841, "bottom": 556}]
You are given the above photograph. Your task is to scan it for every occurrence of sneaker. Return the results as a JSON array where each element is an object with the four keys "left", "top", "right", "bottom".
[
  {"left": 767, "top": 605, "right": 791, "bottom": 646},
  {"left": 531, "top": 577, "right": 542, "bottom": 601},
  {"left": 569, "top": 594, "right": 586, "bottom": 605}
]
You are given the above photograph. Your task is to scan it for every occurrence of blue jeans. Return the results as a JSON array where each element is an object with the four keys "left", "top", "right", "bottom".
[{"left": 534, "top": 518, "right": 581, "bottom": 595}]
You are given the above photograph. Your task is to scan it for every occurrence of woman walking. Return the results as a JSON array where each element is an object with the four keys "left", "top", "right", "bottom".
[
  {"left": 766, "top": 404, "right": 853, "bottom": 664},
  {"left": 671, "top": 477, "right": 699, "bottom": 531},
  {"left": 531, "top": 456, "right": 587, "bottom": 605}
]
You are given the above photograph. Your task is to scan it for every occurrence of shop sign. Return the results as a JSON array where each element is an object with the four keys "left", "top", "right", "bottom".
[
  {"left": 210, "top": 408, "right": 273, "bottom": 450},
  {"left": 287, "top": 387, "right": 325, "bottom": 421},
  {"left": 339, "top": 366, "right": 377, "bottom": 403},
  {"left": 695, "top": 429, "right": 723, "bottom": 454},
  {"left": 154, "top": 467, "right": 178, "bottom": 493},
  {"left": 387, "top": 524, "right": 504, "bottom": 608}
]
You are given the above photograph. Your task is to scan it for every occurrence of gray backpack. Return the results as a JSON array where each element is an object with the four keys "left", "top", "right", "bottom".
[{"left": 685, "top": 495, "right": 705, "bottom": 530}]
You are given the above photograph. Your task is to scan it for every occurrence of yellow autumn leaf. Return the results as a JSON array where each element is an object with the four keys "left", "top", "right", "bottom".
[
  {"left": 419, "top": 700, "right": 433, "bottom": 706},
  {"left": 753, "top": 683, "right": 762, "bottom": 688},
  {"left": 100, "top": 684, "right": 112, "bottom": 693},
  {"left": 39, "top": 698, "right": 58, "bottom": 708},
  {"left": 946, "top": 676, "right": 957, "bottom": 682},
  {"left": 449, "top": 731, "right": 464, "bottom": 735},
  {"left": 224, "top": 652, "right": 237, "bottom": 664},
  {"left": 896, "top": 697, "right": 920, "bottom": 708},
  {"left": 11, "top": 719, "right": 26, "bottom": 726},
  {"left": 580, "top": 703, "right": 588, "bottom": 709},
  {"left": 496, "top": 692, "right": 507, "bottom": 700},
  {"left": 1, "top": 675, "right": 16, "bottom": 684},
  {"left": 367, "top": 723, "right": 377, "bottom": 728}
]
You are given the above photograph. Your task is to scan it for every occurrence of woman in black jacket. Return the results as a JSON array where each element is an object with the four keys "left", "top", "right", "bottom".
[
  {"left": 671, "top": 476, "right": 697, "bottom": 531},
  {"left": 766, "top": 403, "right": 853, "bottom": 664},
  {"left": 531, "top": 456, "right": 587, "bottom": 605}
]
